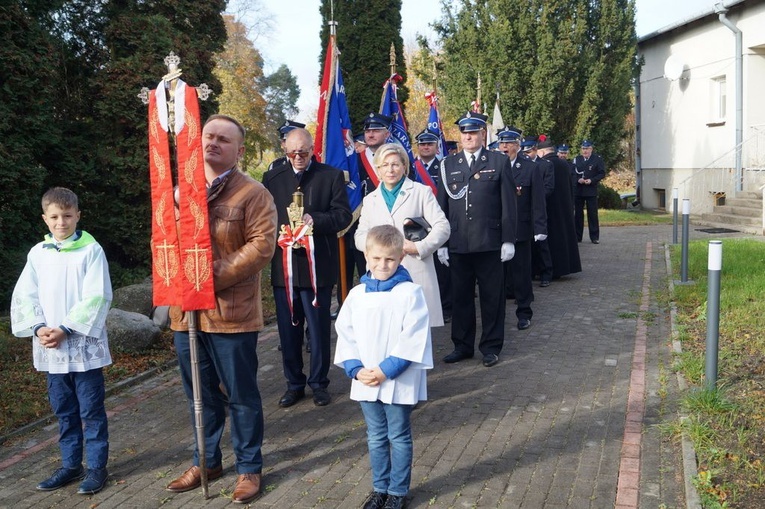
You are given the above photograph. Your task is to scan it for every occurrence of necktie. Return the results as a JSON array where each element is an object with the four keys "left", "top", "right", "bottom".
[{"left": 469, "top": 154, "right": 475, "bottom": 170}]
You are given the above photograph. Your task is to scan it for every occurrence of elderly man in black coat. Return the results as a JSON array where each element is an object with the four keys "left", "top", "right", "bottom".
[{"left": 263, "top": 128, "right": 352, "bottom": 408}]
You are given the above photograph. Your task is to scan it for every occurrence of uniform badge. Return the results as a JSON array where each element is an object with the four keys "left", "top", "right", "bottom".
[{"left": 474, "top": 174, "right": 480, "bottom": 180}]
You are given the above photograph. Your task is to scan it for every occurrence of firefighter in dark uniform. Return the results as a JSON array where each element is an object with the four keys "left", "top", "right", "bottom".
[
  {"left": 415, "top": 127, "right": 451, "bottom": 321},
  {"left": 522, "top": 137, "right": 555, "bottom": 287},
  {"left": 497, "top": 127, "right": 547, "bottom": 331},
  {"left": 572, "top": 139, "right": 606, "bottom": 243},
  {"left": 436, "top": 112, "right": 517, "bottom": 368},
  {"left": 267, "top": 120, "right": 306, "bottom": 172}
]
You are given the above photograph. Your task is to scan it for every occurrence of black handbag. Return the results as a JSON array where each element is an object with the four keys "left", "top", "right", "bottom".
[{"left": 403, "top": 217, "right": 432, "bottom": 242}]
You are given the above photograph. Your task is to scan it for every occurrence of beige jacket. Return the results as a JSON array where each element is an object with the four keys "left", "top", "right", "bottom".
[{"left": 170, "top": 170, "right": 277, "bottom": 333}]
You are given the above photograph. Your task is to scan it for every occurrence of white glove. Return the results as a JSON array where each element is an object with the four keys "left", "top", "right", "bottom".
[
  {"left": 437, "top": 247, "right": 450, "bottom": 267},
  {"left": 534, "top": 234, "right": 548, "bottom": 242},
  {"left": 500, "top": 242, "right": 515, "bottom": 262}
]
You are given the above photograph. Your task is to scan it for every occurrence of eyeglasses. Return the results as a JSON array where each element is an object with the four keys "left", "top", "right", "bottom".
[
  {"left": 286, "top": 150, "right": 312, "bottom": 159},
  {"left": 378, "top": 162, "right": 404, "bottom": 170}
]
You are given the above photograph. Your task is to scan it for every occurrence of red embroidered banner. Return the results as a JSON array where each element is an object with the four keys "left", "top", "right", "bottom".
[
  {"left": 149, "top": 89, "right": 181, "bottom": 306},
  {"left": 148, "top": 82, "right": 215, "bottom": 311}
]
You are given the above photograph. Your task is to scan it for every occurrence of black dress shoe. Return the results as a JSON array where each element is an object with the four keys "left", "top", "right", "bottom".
[
  {"left": 443, "top": 350, "right": 473, "bottom": 363},
  {"left": 517, "top": 319, "right": 531, "bottom": 330},
  {"left": 330, "top": 310, "right": 339, "bottom": 320},
  {"left": 312, "top": 388, "right": 331, "bottom": 406},
  {"left": 482, "top": 354, "right": 499, "bottom": 367},
  {"left": 278, "top": 389, "right": 305, "bottom": 407},
  {"left": 540, "top": 280, "right": 551, "bottom": 287},
  {"left": 592, "top": 239, "right": 599, "bottom": 244},
  {"left": 37, "top": 466, "right": 85, "bottom": 491}
]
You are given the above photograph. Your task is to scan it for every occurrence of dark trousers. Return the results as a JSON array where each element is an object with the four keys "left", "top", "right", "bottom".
[
  {"left": 504, "top": 239, "right": 534, "bottom": 321},
  {"left": 434, "top": 255, "right": 452, "bottom": 316},
  {"left": 532, "top": 238, "right": 553, "bottom": 282},
  {"left": 274, "top": 285, "right": 332, "bottom": 391},
  {"left": 575, "top": 195, "right": 599, "bottom": 241},
  {"left": 47, "top": 369, "right": 108, "bottom": 470},
  {"left": 338, "top": 229, "right": 366, "bottom": 305},
  {"left": 174, "top": 330, "right": 263, "bottom": 474},
  {"left": 449, "top": 250, "right": 505, "bottom": 356}
]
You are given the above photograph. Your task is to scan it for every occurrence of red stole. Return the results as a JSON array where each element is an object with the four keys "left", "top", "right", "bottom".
[{"left": 148, "top": 81, "right": 215, "bottom": 311}]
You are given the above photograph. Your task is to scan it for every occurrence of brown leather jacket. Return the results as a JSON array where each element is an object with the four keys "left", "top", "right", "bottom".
[{"left": 170, "top": 170, "right": 277, "bottom": 333}]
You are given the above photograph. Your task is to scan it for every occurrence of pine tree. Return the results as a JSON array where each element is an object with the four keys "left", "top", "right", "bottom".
[
  {"left": 0, "top": 3, "right": 61, "bottom": 304},
  {"left": 319, "top": 0, "right": 406, "bottom": 132}
]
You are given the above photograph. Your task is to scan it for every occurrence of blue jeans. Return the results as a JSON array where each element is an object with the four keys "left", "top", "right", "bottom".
[
  {"left": 174, "top": 331, "right": 263, "bottom": 474},
  {"left": 359, "top": 401, "right": 414, "bottom": 497},
  {"left": 47, "top": 369, "right": 108, "bottom": 470}
]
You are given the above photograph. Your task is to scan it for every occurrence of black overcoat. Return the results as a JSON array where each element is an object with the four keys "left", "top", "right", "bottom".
[{"left": 262, "top": 160, "right": 352, "bottom": 288}]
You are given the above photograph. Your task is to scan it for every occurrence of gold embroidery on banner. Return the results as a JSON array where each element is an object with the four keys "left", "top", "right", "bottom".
[
  {"left": 184, "top": 244, "right": 211, "bottom": 292},
  {"left": 188, "top": 196, "right": 206, "bottom": 240},
  {"left": 155, "top": 193, "right": 168, "bottom": 235},
  {"left": 155, "top": 239, "right": 179, "bottom": 287},
  {"left": 185, "top": 110, "right": 198, "bottom": 146},
  {"left": 152, "top": 146, "right": 167, "bottom": 182},
  {"left": 184, "top": 147, "right": 199, "bottom": 193},
  {"left": 150, "top": 108, "right": 160, "bottom": 143}
]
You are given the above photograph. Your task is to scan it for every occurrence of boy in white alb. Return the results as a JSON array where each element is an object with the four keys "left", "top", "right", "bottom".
[
  {"left": 334, "top": 225, "right": 433, "bottom": 509},
  {"left": 11, "top": 187, "right": 112, "bottom": 495}
]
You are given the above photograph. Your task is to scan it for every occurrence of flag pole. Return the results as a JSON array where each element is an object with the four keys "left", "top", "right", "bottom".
[
  {"left": 389, "top": 42, "right": 397, "bottom": 76},
  {"left": 140, "top": 53, "right": 211, "bottom": 499},
  {"left": 165, "top": 57, "right": 208, "bottom": 501}
]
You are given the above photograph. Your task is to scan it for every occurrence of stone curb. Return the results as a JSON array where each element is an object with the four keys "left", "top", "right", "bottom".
[{"left": 664, "top": 243, "right": 703, "bottom": 509}]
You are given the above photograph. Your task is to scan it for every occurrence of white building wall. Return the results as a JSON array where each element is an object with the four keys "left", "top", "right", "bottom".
[{"left": 638, "top": 1, "right": 765, "bottom": 212}]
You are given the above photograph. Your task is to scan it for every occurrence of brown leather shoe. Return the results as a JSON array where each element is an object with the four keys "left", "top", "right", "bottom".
[
  {"left": 232, "top": 472, "right": 261, "bottom": 504},
  {"left": 165, "top": 465, "right": 223, "bottom": 493}
]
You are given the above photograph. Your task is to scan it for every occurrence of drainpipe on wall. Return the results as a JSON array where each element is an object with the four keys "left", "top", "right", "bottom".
[
  {"left": 715, "top": 2, "right": 743, "bottom": 192},
  {"left": 634, "top": 79, "right": 642, "bottom": 207}
]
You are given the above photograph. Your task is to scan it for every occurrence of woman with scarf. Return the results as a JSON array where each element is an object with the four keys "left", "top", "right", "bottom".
[{"left": 355, "top": 143, "right": 450, "bottom": 327}]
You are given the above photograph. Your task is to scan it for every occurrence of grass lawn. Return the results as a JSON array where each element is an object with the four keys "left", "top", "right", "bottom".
[
  {"left": 599, "top": 208, "right": 673, "bottom": 226},
  {"left": 669, "top": 239, "right": 765, "bottom": 508}
]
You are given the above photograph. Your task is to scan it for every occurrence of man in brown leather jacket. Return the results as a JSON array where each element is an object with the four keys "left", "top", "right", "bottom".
[{"left": 166, "top": 114, "right": 277, "bottom": 504}]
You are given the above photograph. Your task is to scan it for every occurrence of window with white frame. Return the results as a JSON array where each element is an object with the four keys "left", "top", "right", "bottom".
[{"left": 711, "top": 76, "right": 727, "bottom": 122}]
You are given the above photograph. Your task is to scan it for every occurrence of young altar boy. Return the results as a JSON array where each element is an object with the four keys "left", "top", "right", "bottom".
[
  {"left": 11, "top": 187, "right": 112, "bottom": 495},
  {"left": 334, "top": 225, "right": 433, "bottom": 509}
]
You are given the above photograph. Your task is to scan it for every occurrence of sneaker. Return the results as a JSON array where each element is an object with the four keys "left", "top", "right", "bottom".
[
  {"left": 36, "top": 465, "right": 85, "bottom": 491},
  {"left": 363, "top": 491, "right": 388, "bottom": 509},
  {"left": 77, "top": 468, "right": 108, "bottom": 495},
  {"left": 383, "top": 494, "right": 406, "bottom": 509}
]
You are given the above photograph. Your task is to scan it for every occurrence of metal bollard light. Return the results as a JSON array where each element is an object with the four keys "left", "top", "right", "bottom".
[
  {"left": 705, "top": 240, "right": 722, "bottom": 390},
  {"left": 680, "top": 199, "right": 690, "bottom": 282},
  {"left": 672, "top": 188, "right": 679, "bottom": 244}
]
